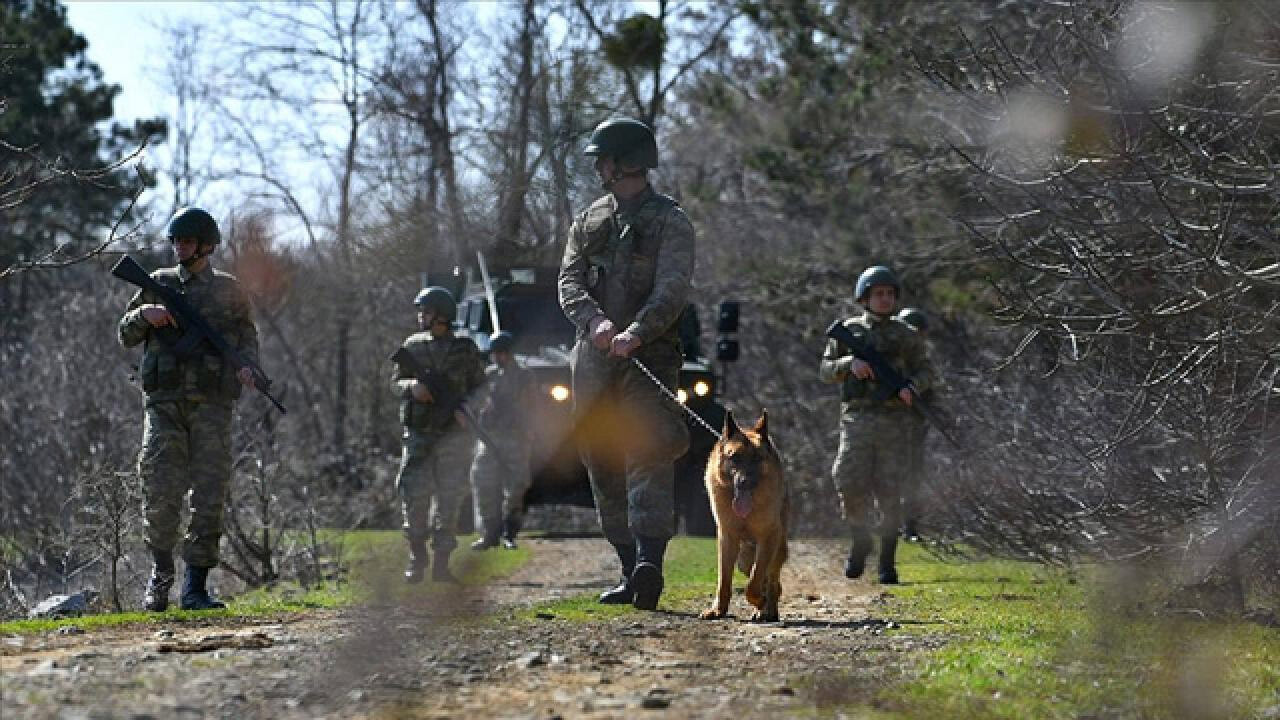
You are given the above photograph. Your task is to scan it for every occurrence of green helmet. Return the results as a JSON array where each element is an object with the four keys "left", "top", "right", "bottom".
[
  {"left": 166, "top": 207, "right": 220, "bottom": 246},
  {"left": 489, "top": 331, "right": 515, "bottom": 353},
  {"left": 413, "top": 286, "right": 456, "bottom": 323},
  {"left": 855, "top": 265, "right": 900, "bottom": 302},
  {"left": 897, "top": 307, "right": 928, "bottom": 331},
  {"left": 584, "top": 117, "right": 658, "bottom": 169}
]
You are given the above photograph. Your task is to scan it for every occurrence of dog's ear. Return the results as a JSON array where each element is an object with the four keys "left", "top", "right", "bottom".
[
  {"left": 722, "top": 410, "right": 741, "bottom": 439},
  {"left": 752, "top": 409, "right": 769, "bottom": 438}
]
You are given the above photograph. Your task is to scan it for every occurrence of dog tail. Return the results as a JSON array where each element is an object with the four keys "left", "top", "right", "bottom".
[{"left": 737, "top": 539, "right": 756, "bottom": 576}]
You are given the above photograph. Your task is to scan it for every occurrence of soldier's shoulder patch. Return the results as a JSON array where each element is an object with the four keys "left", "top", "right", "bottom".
[
  {"left": 582, "top": 194, "right": 616, "bottom": 233},
  {"left": 404, "top": 331, "right": 432, "bottom": 347}
]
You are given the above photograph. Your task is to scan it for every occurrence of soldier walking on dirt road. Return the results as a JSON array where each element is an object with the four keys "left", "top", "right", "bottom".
[
  {"left": 820, "top": 266, "right": 936, "bottom": 585},
  {"left": 468, "top": 331, "right": 535, "bottom": 550},
  {"left": 391, "top": 287, "right": 486, "bottom": 583},
  {"left": 118, "top": 207, "right": 261, "bottom": 611},
  {"left": 558, "top": 117, "right": 696, "bottom": 611}
]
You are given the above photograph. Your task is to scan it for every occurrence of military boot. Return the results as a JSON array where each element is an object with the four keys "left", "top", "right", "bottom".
[
  {"left": 470, "top": 531, "right": 500, "bottom": 551},
  {"left": 631, "top": 535, "right": 668, "bottom": 611},
  {"left": 598, "top": 543, "right": 637, "bottom": 605},
  {"left": 142, "top": 551, "right": 175, "bottom": 612},
  {"left": 500, "top": 511, "right": 521, "bottom": 550},
  {"left": 878, "top": 533, "right": 900, "bottom": 585},
  {"left": 431, "top": 548, "right": 459, "bottom": 583},
  {"left": 902, "top": 518, "right": 921, "bottom": 543},
  {"left": 844, "top": 526, "right": 874, "bottom": 579},
  {"left": 405, "top": 536, "right": 428, "bottom": 584},
  {"left": 180, "top": 566, "right": 227, "bottom": 610}
]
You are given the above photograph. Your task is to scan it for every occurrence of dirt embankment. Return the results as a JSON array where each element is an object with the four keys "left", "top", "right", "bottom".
[{"left": 2, "top": 537, "right": 937, "bottom": 719}]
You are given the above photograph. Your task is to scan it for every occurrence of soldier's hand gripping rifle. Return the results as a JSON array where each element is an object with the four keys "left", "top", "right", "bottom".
[
  {"left": 825, "top": 320, "right": 960, "bottom": 449},
  {"left": 111, "top": 255, "right": 287, "bottom": 414},
  {"left": 389, "top": 347, "right": 515, "bottom": 468}
]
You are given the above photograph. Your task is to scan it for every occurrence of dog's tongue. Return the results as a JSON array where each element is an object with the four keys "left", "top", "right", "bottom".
[{"left": 732, "top": 490, "right": 753, "bottom": 518}]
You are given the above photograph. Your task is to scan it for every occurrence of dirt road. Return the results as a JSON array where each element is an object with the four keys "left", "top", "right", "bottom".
[{"left": 2, "top": 537, "right": 938, "bottom": 719}]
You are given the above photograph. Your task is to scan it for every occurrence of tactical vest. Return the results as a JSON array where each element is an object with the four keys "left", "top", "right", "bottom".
[
  {"left": 578, "top": 190, "right": 681, "bottom": 344},
  {"left": 836, "top": 316, "right": 916, "bottom": 411},
  {"left": 399, "top": 333, "right": 477, "bottom": 432},
  {"left": 138, "top": 269, "right": 243, "bottom": 404}
]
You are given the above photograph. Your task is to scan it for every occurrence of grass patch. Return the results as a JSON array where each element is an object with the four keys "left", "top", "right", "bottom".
[
  {"left": 0, "top": 531, "right": 530, "bottom": 636},
  {"left": 878, "top": 544, "right": 1280, "bottom": 720}
]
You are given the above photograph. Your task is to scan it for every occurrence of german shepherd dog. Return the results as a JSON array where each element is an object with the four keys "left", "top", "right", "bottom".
[{"left": 700, "top": 410, "right": 789, "bottom": 622}]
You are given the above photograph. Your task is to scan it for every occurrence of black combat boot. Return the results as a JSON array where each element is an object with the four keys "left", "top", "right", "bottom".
[
  {"left": 470, "top": 531, "right": 500, "bottom": 551},
  {"left": 500, "top": 511, "right": 521, "bottom": 550},
  {"left": 431, "top": 548, "right": 459, "bottom": 583},
  {"left": 878, "top": 533, "right": 900, "bottom": 585},
  {"left": 143, "top": 551, "right": 175, "bottom": 612},
  {"left": 631, "top": 535, "right": 669, "bottom": 611},
  {"left": 405, "top": 536, "right": 428, "bottom": 584},
  {"left": 598, "top": 543, "right": 637, "bottom": 605},
  {"left": 844, "top": 526, "right": 874, "bottom": 579},
  {"left": 902, "top": 518, "right": 921, "bottom": 543},
  {"left": 179, "top": 566, "right": 227, "bottom": 610}
]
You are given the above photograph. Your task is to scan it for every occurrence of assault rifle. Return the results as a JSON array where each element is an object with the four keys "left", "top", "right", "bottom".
[
  {"left": 389, "top": 346, "right": 515, "bottom": 468},
  {"left": 825, "top": 320, "right": 960, "bottom": 449},
  {"left": 111, "top": 255, "right": 286, "bottom": 414}
]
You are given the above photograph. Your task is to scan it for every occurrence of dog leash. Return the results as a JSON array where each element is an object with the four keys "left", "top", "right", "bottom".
[{"left": 630, "top": 357, "right": 724, "bottom": 440}]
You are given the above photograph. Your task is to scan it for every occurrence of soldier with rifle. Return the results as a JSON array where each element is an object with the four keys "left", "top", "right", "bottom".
[
  {"left": 467, "top": 331, "right": 535, "bottom": 550},
  {"left": 389, "top": 287, "right": 485, "bottom": 583},
  {"left": 116, "top": 207, "right": 269, "bottom": 611},
  {"left": 819, "top": 265, "right": 938, "bottom": 585}
]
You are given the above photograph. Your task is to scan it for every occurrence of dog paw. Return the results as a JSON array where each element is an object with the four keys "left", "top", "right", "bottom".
[
  {"left": 699, "top": 608, "right": 726, "bottom": 620},
  {"left": 749, "top": 609, "right": 780, "bottom": 623}
]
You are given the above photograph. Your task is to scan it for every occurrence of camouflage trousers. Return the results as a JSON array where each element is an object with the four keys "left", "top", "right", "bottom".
[
  {"left": 571, "top": 340, "right": 690, "bottom": 546},
  {"left": 831, "top": 408, "right": 918, "bottom": 533},
  {"left": 137, "top": 398, "right": 234, "bottom": 568},
  {"left": 469, "top": 436, "right": 532, "bottom": 539},
  {"left": 397, "top": 427, "right": 474, "bottom": 552}
]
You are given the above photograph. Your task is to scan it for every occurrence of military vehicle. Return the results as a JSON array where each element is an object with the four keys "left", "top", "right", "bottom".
[{"left": 442, "top": 263, "right": 732, "bottom": 536}]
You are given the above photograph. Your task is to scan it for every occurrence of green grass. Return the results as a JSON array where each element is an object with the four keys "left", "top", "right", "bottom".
[
  {"left": 878, "top": 544, "right": 1280, "bottom": 720},
  {"left": 0, "top": 531, "right": 530, "bottom": 636}
]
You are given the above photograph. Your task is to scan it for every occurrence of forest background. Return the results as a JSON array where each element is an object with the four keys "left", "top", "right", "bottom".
[{"left": 1, "top": 0, "right": 1275, "bottom": 619}]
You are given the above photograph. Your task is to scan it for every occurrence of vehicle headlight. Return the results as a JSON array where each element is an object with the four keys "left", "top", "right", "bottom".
[
  {"left": 549, "top": 384, "right": 571, "bottom": 402},
  {"left": 693, "top": 380, "right": 711, "bottom": 397},
  {"left": 677, "top": 388, "right": 689, "bottom": 404}
]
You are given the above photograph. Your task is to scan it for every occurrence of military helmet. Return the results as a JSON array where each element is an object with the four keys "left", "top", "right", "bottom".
[
  {"left": 583, "top": 117, "right": 658, "bottom": 169},
  {"left": 489, "top": 331, "right": 515, "bottom": 353},
  {"left": 413, "top": 286, "right": 456, "bottom": 323},
  {"left": 855, "top": 265, "right": 900, "bottom": 302},
  {"left": 897, "top": 307, "right": 928, "bottom": 331},
  {"left": 166, "top": 207, "right": 220, "bottom": 246}
]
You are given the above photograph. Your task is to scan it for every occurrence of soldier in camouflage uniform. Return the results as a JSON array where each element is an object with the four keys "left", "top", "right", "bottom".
[
  {"left": 391, "top": 287, "right": 486, "bottom": 583},
  {"left": 820, "top": 266, "right": 936, "bottom": 584},
  {"left": 559, "top": 117, "right": 695, "bottom": 611},
  {"left": 895, "top": 307, "right": 931, "bottom": 542},
  {"left": 118, "top": 207, "right": 260, "bottom": 611},
  {"left": 468, "top": 331, "right": 535, "bottom": 550}
]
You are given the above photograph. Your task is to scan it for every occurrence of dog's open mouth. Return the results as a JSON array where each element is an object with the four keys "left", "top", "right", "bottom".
[{"left": 732, "top": 487, "right": 753, "bottom": 518}]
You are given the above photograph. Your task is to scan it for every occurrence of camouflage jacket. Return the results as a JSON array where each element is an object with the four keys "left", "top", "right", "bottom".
[
  {"left": 391, "top": 331, "right": 486, "bottom": 432},
  {"left": 558, "top": 184, "right": 695, "bottom": 350},
  {"left": 476, "top": 362, "right": 535, "bottom": 438},
  {"left": 819, "top": 311, "right": 936, "bottom": 414},
  {"left": 117, "top": 263, "right": 259, "bottom": 406}
]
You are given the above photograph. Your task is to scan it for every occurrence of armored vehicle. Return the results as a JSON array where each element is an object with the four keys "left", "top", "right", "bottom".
[{"left": 446, "top": 264, "right": 727, "bottom": 535}]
